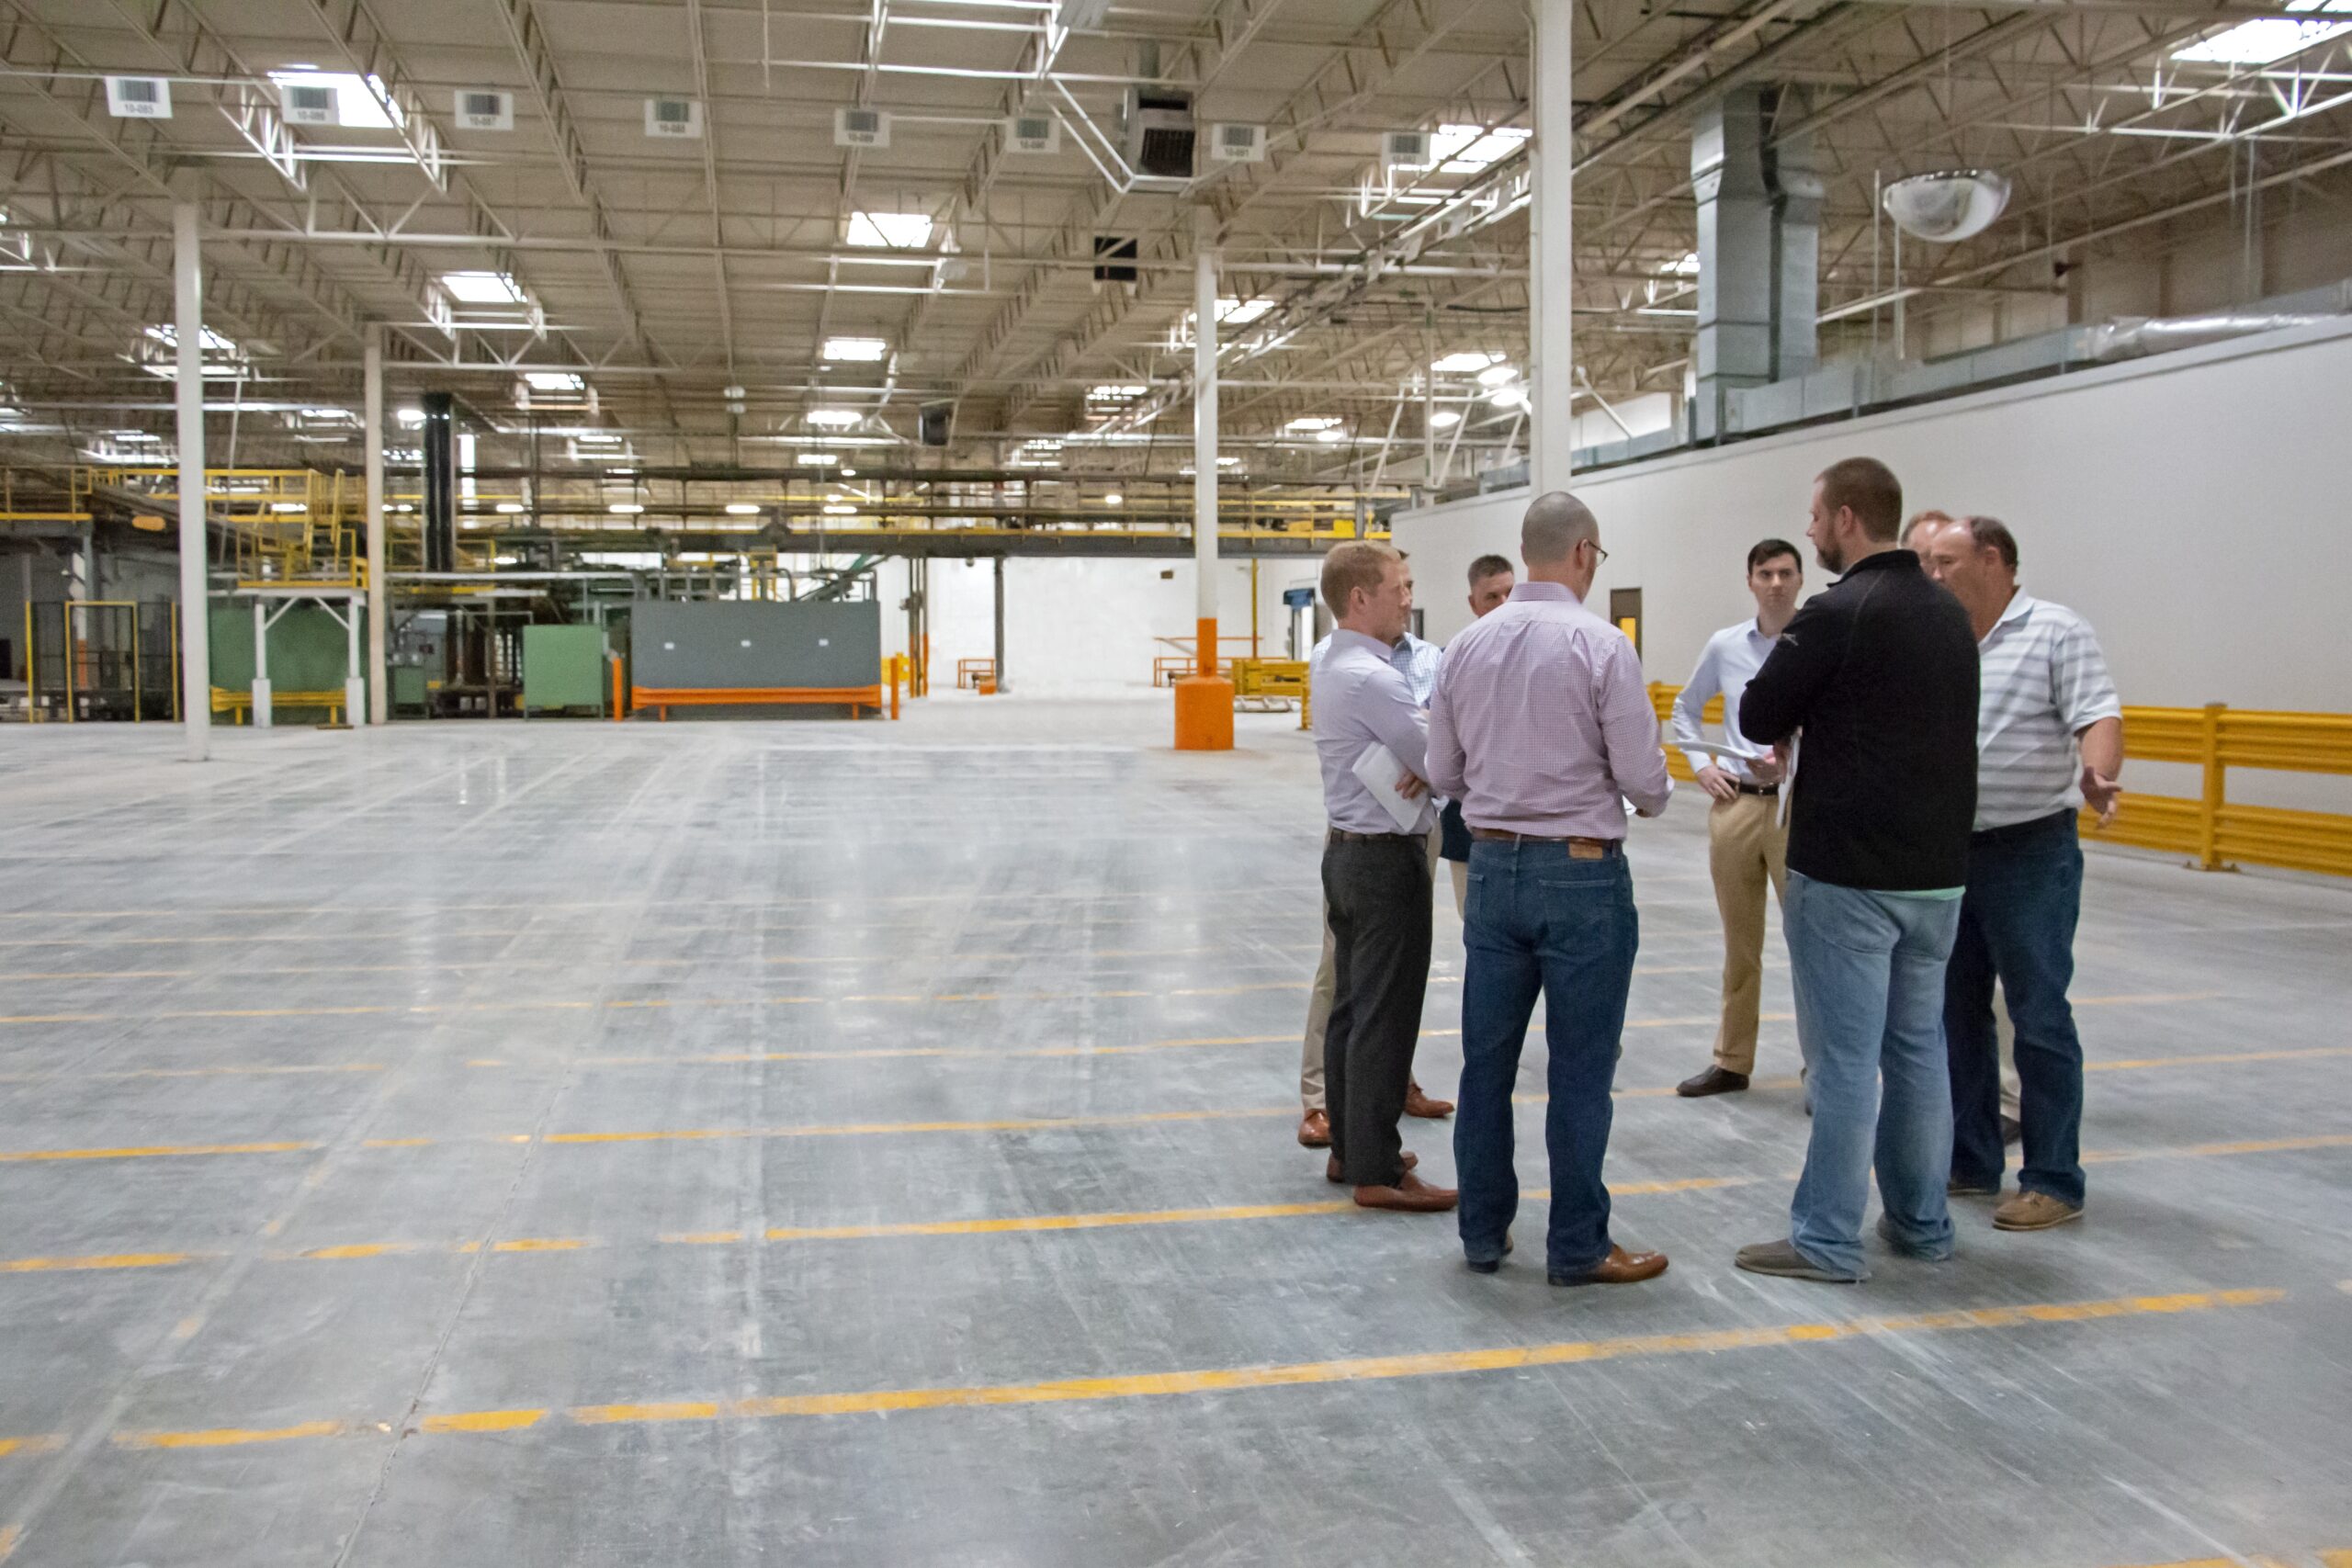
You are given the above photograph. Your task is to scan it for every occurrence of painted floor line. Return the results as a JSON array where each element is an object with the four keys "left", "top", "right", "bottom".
[
  {"left": 0, "top": 1287, "right": 2283, "bottom": 1461},
  {"left": 5, "top": 1135, "right": 2346, "bottom": 1278}
]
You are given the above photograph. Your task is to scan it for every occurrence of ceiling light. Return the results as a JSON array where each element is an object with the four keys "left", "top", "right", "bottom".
[
  {"left": 722, "top": 383, "right": 745, "bottom": 399},
  {"left": 495, "top": 502, "right": 526, "bottom": 514},
  {"left": 1488, "top": 385, "right": 1527, "bottom": 409},
  {"left": 1429, "top": 409, "right": 1462, "bottom": 429},
  {"left": 268, "top": 502, "right": 307, "bottom": 513},
  {"left": 1285, "top": 415, "right": 1342, "bottom": 432},
  {"left": 1216, "top": 298, "right": 1272, "bottom": 324},
  {"left": 1316, "top": 427, "right": 1346, "bottom": 443},
  {"left": 572, "top": 432, "right": 619, "bottom": 446},
  {"left": 143, "top": 323, "right": 239, "bottom": 354},
  {"left": 1102, "top": 492, "right": 1123, "bottom": 505},
  {"left": 724, "top": 502, "right": 761, "bottom": 515},
  {"left": 797, "top": 452, "right": 840, "bottom": 466},
  {"left": 845, "top": 212, "right": 933, "bottom": 249},
  {"left": 840, "top": 467, "right": 858, "bottom": 477},
  {"left": 1087, "top": 383, "right": 1148, "bottom": 402},
  {"left": 1664, "top": 251, "right": 1702, "bottom": 276},
  {"left": 523, "top": 369, "right": 582, "bottom": 391},
  {"left": 1476, "top": 363, "right": 1518, "bottom": 387},
  {"left": 1430, "top": 122, "right": 1530, "bottom": 174},
  {"left": 2175, "top": 4, "right": 2352, "bottom": 64},
  {"left": 440, "top": 270, "right": 526, "bottom": 305},
  {"left": 822, "top": 502, "right": 858, "bottom": 515},
  {"left": 1431, "top": 351, "right": 1501, "bottom": 376},
  {"left": 821, "top": 336, "right": 889, "bottom": 362},
  {"left": 608, "top": 502, "right": 645, "bottom": 514},
  {"left": 806, "top": 408, "right": 863, "bottom": 427}
]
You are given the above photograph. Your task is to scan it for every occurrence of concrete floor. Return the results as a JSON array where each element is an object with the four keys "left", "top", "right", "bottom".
[{"left": 0, "top": 696, "right": 2346, "bottom": 1567}]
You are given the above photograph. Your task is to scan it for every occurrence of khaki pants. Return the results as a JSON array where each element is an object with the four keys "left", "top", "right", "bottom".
[
  {"left": 1449, "top": 858, "right": 1469, "bottom": 917},
  {"left": 1708, "top": 791, "right": 1790, "bottom": 1076},
  {"left": 1303, "top": 825, "right": 1442, "bottom": 1112}
]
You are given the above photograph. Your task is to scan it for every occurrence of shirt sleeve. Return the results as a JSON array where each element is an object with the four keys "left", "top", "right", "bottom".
[
  {"left": 1739, "top": 597, "right": 1842, "bottom": 745},
  {"left": 2049, "top": 614, "right": 2122, "bottom": 734},
  {"left": 1598, "top": 638, "right": 1674, "bottom": 816},
  {"left": 1671, "top": 635, "right": 1723, "bottom": 775},
  {"left": 1361, "top": 662, "right": 1433, "bottom": 784},
  {"left": 1427, "top": 656, "right": 1465, "bottom": 800}
]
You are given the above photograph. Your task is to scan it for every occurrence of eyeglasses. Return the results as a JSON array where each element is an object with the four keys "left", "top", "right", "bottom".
[{"left": 1583, "top": 540, "right": 1611, "bottom": 566}]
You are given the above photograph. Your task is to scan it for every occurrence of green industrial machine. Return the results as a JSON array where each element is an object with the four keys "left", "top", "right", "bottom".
[{"left": 522, "top": 624, "right": 609, "bottom": 716}]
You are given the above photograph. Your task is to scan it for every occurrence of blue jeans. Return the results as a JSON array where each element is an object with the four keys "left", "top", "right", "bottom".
[
  {"left": 1783, "top": 871, "right": 1962, "bottom": 1280},
  {"left": 1454, "top": 841, "right": 1637, "bottom": 1276},
  {"left": 1945, "top": 809, "right": 2087, "bottom": 1207}
]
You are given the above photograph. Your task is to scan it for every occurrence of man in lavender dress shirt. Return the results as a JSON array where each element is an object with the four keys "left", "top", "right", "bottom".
[{"left": 1427, "top": 492, "right": 1674, "bottom": 1284}]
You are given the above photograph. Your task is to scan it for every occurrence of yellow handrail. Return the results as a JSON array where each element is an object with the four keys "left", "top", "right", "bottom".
[{"left": 1648, "top": 683, "right": 2352, "bottom": 879}]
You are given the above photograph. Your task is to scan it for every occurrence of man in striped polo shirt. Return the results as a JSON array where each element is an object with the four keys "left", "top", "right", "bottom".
[{"left": 1922, "top": 516, "right": 2124, "bottom": 1232}]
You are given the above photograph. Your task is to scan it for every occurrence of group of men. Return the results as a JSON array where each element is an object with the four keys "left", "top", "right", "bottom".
[{"left": 1302, "top": 455, "right": 2122, "bottom": 1285}]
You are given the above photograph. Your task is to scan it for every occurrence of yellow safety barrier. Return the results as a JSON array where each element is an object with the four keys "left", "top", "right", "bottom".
[
  {"left": 1646, "top": 684, "right": 1722, "bottom": 784},
  {"left": 1650, "top": 683, "right": 2352, "bottom": 879},
  {"left": 209, "top": 687, "right": 347, "bottom": 726}
]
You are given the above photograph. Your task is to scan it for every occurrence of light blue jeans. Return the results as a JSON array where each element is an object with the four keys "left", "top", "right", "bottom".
[{"left": 1783, "top": 871, "right": 1962, "bottom": 1280}]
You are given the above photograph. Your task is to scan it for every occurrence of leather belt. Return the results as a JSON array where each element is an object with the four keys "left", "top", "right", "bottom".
[
  {"left": 1328, "top": 828, "right": 1426, "bottom": 844},
  {"left": 1469, "top": 829, "right": 1621, "bottom": 860},
  {"left": 1736, "top": 782, "right": 1780, "bottom": 797}
]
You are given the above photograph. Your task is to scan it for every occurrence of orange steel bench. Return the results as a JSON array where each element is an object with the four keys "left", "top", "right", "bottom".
[{"left": 633, "top": 684, "right": 886, "bottom": 721}]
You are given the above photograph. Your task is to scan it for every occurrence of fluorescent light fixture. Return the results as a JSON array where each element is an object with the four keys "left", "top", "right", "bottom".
[
  {"left": 268, "top": 502, "right": 308, "bottom": 513},
  {"left": 440, "top": 270, "right": 526, "bottom": 305},
  {"left": 573, "top": 432, "right": 620, "bottom": 446},
  {"left": 1216, "top": 298, "right": 1272, "bottom": 324},
  {"left": 845, "top": 211, "right": 933, "bottom": 249},
  {"left": 797, "top": 452, "right": 840, "bottom": 466},
  {"left": 1429, "top": 409, "right": 1462, "bottom": 429},
  {"left": 1102, "top": 492, "right": 1123, "bottom": 505},
  {"left": 1316, "top": 427, "right": 1346, "bottom": 443},
  {"left": 806, "top": 408, "right": 863, "bottom": 427},
  {"left": 143, "top": 323, "right": 239, "bottom": 354},
  {"left": 523, "top": 370, "right": 582, "bottom": 391},
  {"left": 1664, "top": 251, "right": 1702, "bottom": 276},
  {"left": 821, "top": 336, "right": 889, "bottom": 362},
  {"left": 1488, "top": 385, "right": 1527, "bottom": 409},
  {"left": 840, "top": 467, "right": 858, "bottom": 477},
  {"left": 268, "top": 70, "right": 402, "bottom": 131},
  {"left": 495, "top": 502, "right": 526, "bottom": 513},
  {"left": 1476, "top": 363, "right": 1518, "bottom": 387},
  {"left": 1431, "top": 350, "right": 1501, "bottom": 375},
  {"left": 724, "top": 502, "right": 762, "bottom": 515},
  {"left": 1430, "top": 122, "right": 1530, "bottom": 174},
  {"left": 2175, "top": 2, "right": 2352, "bottom": 62},
  {"left": 1285, "top": 415, "right": 1342, "bottom": 432},
  {"left": 396, "top": 406, "right": 426, "bottom": 426},
  {"left": 608, "top": 502, "right": 645, "bottom": 514},
  {"left": 822, "top": 502, "right": 858, "bottom": 515},
  {"left": 1087, "top": 383, "right": 1148, "bottom": 402}
]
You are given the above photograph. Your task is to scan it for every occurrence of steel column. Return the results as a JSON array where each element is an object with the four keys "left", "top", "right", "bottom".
[
  {"left": 1531, "top": 0, "right": 1576, "bottom": 494},
  {"left": 365, "top": 324, "right": 387, "bottom": 724},
  {"left": 1193, "top": 206, "right": 1219, "bottom": 673},
  {"left": 173, "top": 203, "right": 211, "bottom": 761}
]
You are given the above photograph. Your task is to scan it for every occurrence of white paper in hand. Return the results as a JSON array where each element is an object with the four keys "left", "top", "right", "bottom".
[{"left": 1351, "top": 743, "right": 1425, "bottom": 832}]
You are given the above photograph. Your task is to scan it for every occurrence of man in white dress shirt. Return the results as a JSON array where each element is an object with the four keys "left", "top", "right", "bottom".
[
  {"left": 1673, "top": 538, "right": 1802, "bottom": 1098},
  {"left": 1307, "top": 540, "right": 1457, "bottom": 1213}
]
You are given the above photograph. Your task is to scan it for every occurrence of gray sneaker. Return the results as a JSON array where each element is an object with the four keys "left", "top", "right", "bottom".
[{"left": 1734, "top": 1238, "right": 1862, "bottom": 1283}]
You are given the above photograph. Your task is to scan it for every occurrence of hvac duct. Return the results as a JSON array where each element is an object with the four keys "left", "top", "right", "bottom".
[{"left": 1690, "top": 87, "right": 1820, "bottom": 442}]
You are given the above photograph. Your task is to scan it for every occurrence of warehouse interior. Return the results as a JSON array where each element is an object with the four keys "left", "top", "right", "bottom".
[{"left": 2, "top": 0, "right": 2349, "bottom": 1563}]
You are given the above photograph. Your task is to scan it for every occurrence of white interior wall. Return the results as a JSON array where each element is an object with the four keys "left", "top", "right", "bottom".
[
  {"left": 1394, "top": 318, "right": 2352, "bottom": 809},
  {"left": 872, "top": 553, "right": 1311, "bottom": 696}
]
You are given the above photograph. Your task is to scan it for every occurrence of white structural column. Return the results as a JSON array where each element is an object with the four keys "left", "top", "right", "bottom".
[
  {"left": 1530, "top": 0, "right": 1576, "bottom": 495},
  {"left": 365, "top": 324, "right": 388, "bottom": 724},
  {"left": 1192, "top": 205, "right": 1219, "bottom": 670},
  {"left": 173, "top": 203, "right": 211, "bottom": 761},
  {"left": 251, "top": 599, "right": 272, "bottom": 728}
]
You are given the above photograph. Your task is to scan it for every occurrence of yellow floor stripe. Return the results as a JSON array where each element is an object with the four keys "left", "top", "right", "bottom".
[
  {"left": 113, "top": 1419, "right": 346, "bottom": 1450},
  {"left": 0, "top": 1251, "right": 193, "bottom": 1274},
  {"left": 419, "top": 1408, "right": 546, "bottom": 1435},
  {"left": 764, "top": 1201, "right": 1354, "bottom": 1243},
  {"left": 0, "top": 1140, "right": 319, "bottom": 1164},
  {"left": 0, "top": 1437, "right": 62, "bottom": 1459}
]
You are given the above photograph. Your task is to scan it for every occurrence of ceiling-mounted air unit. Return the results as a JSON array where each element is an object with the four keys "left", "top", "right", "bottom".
[
  {"left": 1005, "top": 113, "right": 1060, "bottom": 154},
  {"left": 1384, "top": 130, "right": 1432, "bottom": 168},
  {"left": 280, "top": 82, "right": 338, "bottom": 125},
  {"left": 1092, "top": 235, "right": 1138, "bottom": 288},
  {"left": 1210, "top": 123, "right": 1266, "bottom": 164},
  {"left": 644, "top": 96, "right": 703, "bottom": 139},
  {"left": 1121, "top": 87, "right": 1195, "bottom": 179},
  {"left": 105, "top": 76, "right": 172, "bottom": 119},
  {"left": 1882, "top": 169, "right": 2011, "bottom": 243},
  {"left": 835, "top": 107, "right": 891, "bottom": 149},
  {"left": 455, "top": 89, "right": 514, "bottom": 131}
]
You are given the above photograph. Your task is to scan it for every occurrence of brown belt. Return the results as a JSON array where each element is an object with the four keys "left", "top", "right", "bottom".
[
  {"left": 1469, "top": 828, "right": 1620, "bottom": 860},
  {"left": 1328, "top": 828, "right": 1426, "bottom": 844}
]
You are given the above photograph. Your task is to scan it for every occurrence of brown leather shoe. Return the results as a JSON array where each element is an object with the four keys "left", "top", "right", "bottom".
[
  {"left": 1295, "top": 1109, "right": 1329, "bottom": 1148},
  {"left": 1548, "top": 1244, "right": 1669, "bottom": 1287},
  {"left": 1353, "top": 1172, "right": 1458, "bottom": 1213},
  {"left": 1404, "top": 1080, "right": 1454, "bottom": 1119},
  {"left": 1676, "top": 1065, "right": 1749, "bottom": 1098},
  {"left": 1329, "top": 1151, "right": 1416, "bottom": 1184},
  {"left": 1993, "top": 1190, "right": 2082, "bottom": 1231}
]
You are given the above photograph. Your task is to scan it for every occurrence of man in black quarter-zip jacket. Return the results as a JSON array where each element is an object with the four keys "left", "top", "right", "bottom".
[{"left": 1725, "top": 456, "right": 1980, "bottom": 1284}]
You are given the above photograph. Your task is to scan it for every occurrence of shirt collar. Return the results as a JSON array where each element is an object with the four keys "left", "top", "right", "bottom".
[
  {"left": 1841, "top": 548, "right": 1917, "bottom": 581},
  {"left": 1509, "top": 581, "right": 1577, "bottom": 604},
  {"left": 1994, "top": 590, "right": 2036, "bottom": 628},
  {"left": 1329, "top": 627, "right": 1392, "bottom": 659}
]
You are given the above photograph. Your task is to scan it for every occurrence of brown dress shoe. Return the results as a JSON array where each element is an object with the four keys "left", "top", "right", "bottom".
[
  {"left": 1548, "top": 1244, "right": 1669, "bottom": 1287},
  {"left": 1329, "top": 1151, "right": 1416, "bottom": 1184},
  {"left": 1296, "top": 1109, "right": 1330, "bottom": 1148},
  {"left": 1353, "top": 1172, "right": 1458, "bottom": 1213},
  {"left": 1404, "top": 1080, "right": 1454, "bottom": 1119},
  {"left": 1676, "top": 1066, "right": 1749, "bottom": 1098}
]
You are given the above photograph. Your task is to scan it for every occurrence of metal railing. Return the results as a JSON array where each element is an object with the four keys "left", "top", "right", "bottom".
[{"left": 1649, "top": 683, "right": 2352, "bottom": 879}]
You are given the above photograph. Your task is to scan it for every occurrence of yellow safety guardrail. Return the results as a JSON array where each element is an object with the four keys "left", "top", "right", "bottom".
[
  {"left": 210, "top": 687, "right": 347, "bottom": 725},
  {"left": 1647, "top": 684, "right": 1722, "bottom": 784},
  {"left": 1650, "top": 683, "right": 2352, "bottom": 879}
]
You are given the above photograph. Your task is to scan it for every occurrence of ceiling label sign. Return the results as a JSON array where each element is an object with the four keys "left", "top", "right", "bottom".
[{"left": 105, "top": 77, "right": 172, "bottom": 118}]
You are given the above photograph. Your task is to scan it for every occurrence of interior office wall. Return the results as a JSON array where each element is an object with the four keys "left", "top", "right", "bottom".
[
  {"left": 873, "top": 555, "right": 1313, "bottom": 695},
  {"left": 1393, "top": 318, "right": 2352, "bottom": 808}
]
